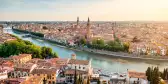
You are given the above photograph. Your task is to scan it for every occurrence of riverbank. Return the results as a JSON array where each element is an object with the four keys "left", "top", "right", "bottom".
[
  {"left": 12, "top": 28, "right": 44, "bottom": 37},
  {"left": 12, "top": 29, "right": 168, "bottom": 61}
]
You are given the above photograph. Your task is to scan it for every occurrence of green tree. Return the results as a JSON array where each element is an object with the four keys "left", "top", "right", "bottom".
[
  {"left": 166, "top": 68, "right": 168, "bottom": 80},
  {"left": 80, "top": 38, "right": 87, "bottom": 46},
  {"left": 77, "top": 75, "right": 83, "bottom": 84},
  {"left": 97, "top": 39, "right": 104, "bottom": 46},
  {"left": 146, "top": 67, "right": 152, "bottom": 81},
  {"left": 123, "top": 42, "right": 130, "bottom": 52},
  {"left": 0, "top": 38, "right": 58, "bottom": 59},
  {"left": 162, "top": 69, "right": 167, "bottom": 80},
  {"left": 97, "top": 79, "right": 101, "bottom": 84},
  {"left": 23, "top": 40, "right": 33, "bottom": 45},
  {"left": 41, "top": 47, "right": 53, "bottom": 58},
  {"left": 150, "top": 67, "right": 160, "bottom": 84},
  {"left": 115, "top": 37, "right": 121, "bottom": 43},
  {"left": 92, "top": 38, "right": 104, "bottom": 46},
  {"left": 87, "top": 77, "right": 90, "bottom": 84},
  {"left": 74, "top": 67, "right": 77, "bottom": 84},
  {"left": 154, "top": 67, "right": 160, "bottom": 84},
  {"left": 107, "top": 41, "right": 116, "bottom": 46},
  {"left": 52, "top": 52, "right": 58, "bottom": 58}
]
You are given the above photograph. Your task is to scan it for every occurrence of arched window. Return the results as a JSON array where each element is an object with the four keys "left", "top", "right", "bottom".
[{"left": 48, "top": 81, "right": 51, "bottom": 84}]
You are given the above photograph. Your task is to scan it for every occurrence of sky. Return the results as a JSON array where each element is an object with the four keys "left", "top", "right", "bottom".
[{"left": 0, "top": 0, "right": 168, "bottom": 21}]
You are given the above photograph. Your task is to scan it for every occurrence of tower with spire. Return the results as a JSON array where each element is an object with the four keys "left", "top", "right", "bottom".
[
  {"left": 77, "top": 17, "right": 79, "bottom": 26},
  {"left": 87, "top": 17, "right": 90, "bottom": 26},
  {"left": 112, "top": 22, "right": 117, "bottom": 40},
  {"left": 86, "top": 17, "right": 91, "bottom": 40},
  {"left": 75, "top": 17, "right": 80, "bottom": 28}
]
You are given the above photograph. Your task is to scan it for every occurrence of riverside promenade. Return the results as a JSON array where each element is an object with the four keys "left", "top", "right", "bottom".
[
  {"left": 80, "top": 48, "right": 168, "bottom": 61},
  {"left": 37, "top": 35, "right": 168, "bottom": 61}
]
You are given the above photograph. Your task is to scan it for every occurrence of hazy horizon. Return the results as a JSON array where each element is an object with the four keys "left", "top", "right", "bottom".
[{"left": 1, "top": 0, "right": 168, "bottom": 21}]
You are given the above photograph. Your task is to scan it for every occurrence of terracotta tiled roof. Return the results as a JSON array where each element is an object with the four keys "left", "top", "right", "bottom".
[
  {"left": 2, "top": 61, "right": 14, "bottom": 67},
  {"left": 64, "top": 69, "right": 88, "bottom": 75},
  {"left": 0, "top": 69, "right": 6, "bottom": 73},
  {"left": 0, "top": 59, "right": 5, "bottom": 65},
  {"left": 15, "top": 63, "right": 35, "bottom": 72},
  {"left": 26, "top": 58, "right": 42, "bottom": 64},
  {"left": 68, "top": 59, "right": 89, "bottom": 65},
  {"left": 15, "top": 68, "right": 30, "bottom": 72},
  {"left": 16, "top": 63, "right": 34, "bottom": 69},
  {"left": 128, "top": 71, "right": 147, "bottom": 79},
  {"left": 10, "top": 54, "right": 31, "bottom": 59},
  {"left": 30, "top": 68, "right": 56, "bottom": 74},
  {"left": 47, "top": 58, "right": 69, "bottom": 65},
  {"left": 20, "top": 76, "right": 43, "bottom": 84},
  {"left": 4, "top": 78, "right": 25, "bottom": 83}
]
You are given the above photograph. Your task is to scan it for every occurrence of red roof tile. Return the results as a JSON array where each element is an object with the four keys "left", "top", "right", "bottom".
[
  {"left": 64, "top": 69, "right": 88, "bottom": 75},
  {"left": 128, "top": 71, "right": 147, "bottom": 79},
  {"left": 68, "top": 59, "right": 89, "bottom": 65}
]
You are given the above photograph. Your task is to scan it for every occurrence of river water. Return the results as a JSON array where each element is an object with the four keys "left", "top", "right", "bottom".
[{"left": 4, "top": 28, "right": 168, "bottom": 73}]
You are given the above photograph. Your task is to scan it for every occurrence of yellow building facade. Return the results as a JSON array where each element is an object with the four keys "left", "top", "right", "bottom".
[
  {"left": 10, "top": 54, "right": 32, "bottom": 66},
  {"left": 30, "top": 69, "right": 56, "bottom": 84}
]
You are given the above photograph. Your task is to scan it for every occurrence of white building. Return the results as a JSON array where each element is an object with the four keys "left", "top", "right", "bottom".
[
  {"left": 0, "top": 69, "right": 8, "bottom": 80},
  {"left": 67, "top": 54, "right": 92, "bottom": 75},
  {"left": 127, "top": 70, "right": 148, "bottom": 84},
  {"left": 161, "top": 48, "right": 166, "bottom": 56},
  {"left": 62, "top": 54, "right": 93, "bottom": 84}
]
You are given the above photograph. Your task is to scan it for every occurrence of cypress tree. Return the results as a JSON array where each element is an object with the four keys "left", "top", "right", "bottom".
[
  {"left": 87, "top": 76, "right": 90, "bottom": 84},
  {"left": 74, "top": 67, "right": 77, "bottom": 84},
  {"left": 77, "top": 75, "right": 82, "bottom": 84},
  {"left": 151, "top": 67, "right": 154, "bottom": 84},
  {"left": 97, "top": 78, "right": 101, "bottom": 84},
  {"left": 166, "top": 68, "right": 168, "bottom": 80},
  {"left": 152, "top": 67, "right": 160, "bottom": 84},
  {"left": 162, "top": 69, "right": 166, "bottom": 80},
  {"left": 79, "top": 75, "right": 83, "bottom": 84},
  {"left": 160, "top": 71, "right": 163, "bottom": 80},
  {"left": 146, "top": 67, "right": 152, "bottom": 81}
]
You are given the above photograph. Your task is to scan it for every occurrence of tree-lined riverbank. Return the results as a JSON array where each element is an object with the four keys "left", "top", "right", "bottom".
[
  {"left": 12, "top": 28, "right": 168, "bottom": 61},
  {"left": 0, "top": 35, "right": 58, "bottom": 58}
]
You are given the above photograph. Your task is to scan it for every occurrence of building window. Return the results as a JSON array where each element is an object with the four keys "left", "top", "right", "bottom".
[
  {"left": 79, "top": 66, "right": 81, "bottom": 69},
  {"left": 52, "top": 81, "right": 55, "bottom": 84},
  {"left": 47, "top": 75, "right": 49, "bottom": 79},
  {"left": 84, "top": 76, "right": 86, "bottom": 79},
  {"left": 83, "top": 67, "right": 85, "bottom": 69},
  {"left": 75, "top": 66, "right": 76, "bottom": 68}
]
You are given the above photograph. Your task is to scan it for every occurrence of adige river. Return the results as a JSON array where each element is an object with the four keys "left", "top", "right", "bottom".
[{"left": 4, "top": 28, "right": 168, "bottom": 73}]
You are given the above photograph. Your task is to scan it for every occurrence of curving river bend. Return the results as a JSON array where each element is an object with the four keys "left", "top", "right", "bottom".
[{"left": 4, "top": 28, "right": 168, "bottom": 72}]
